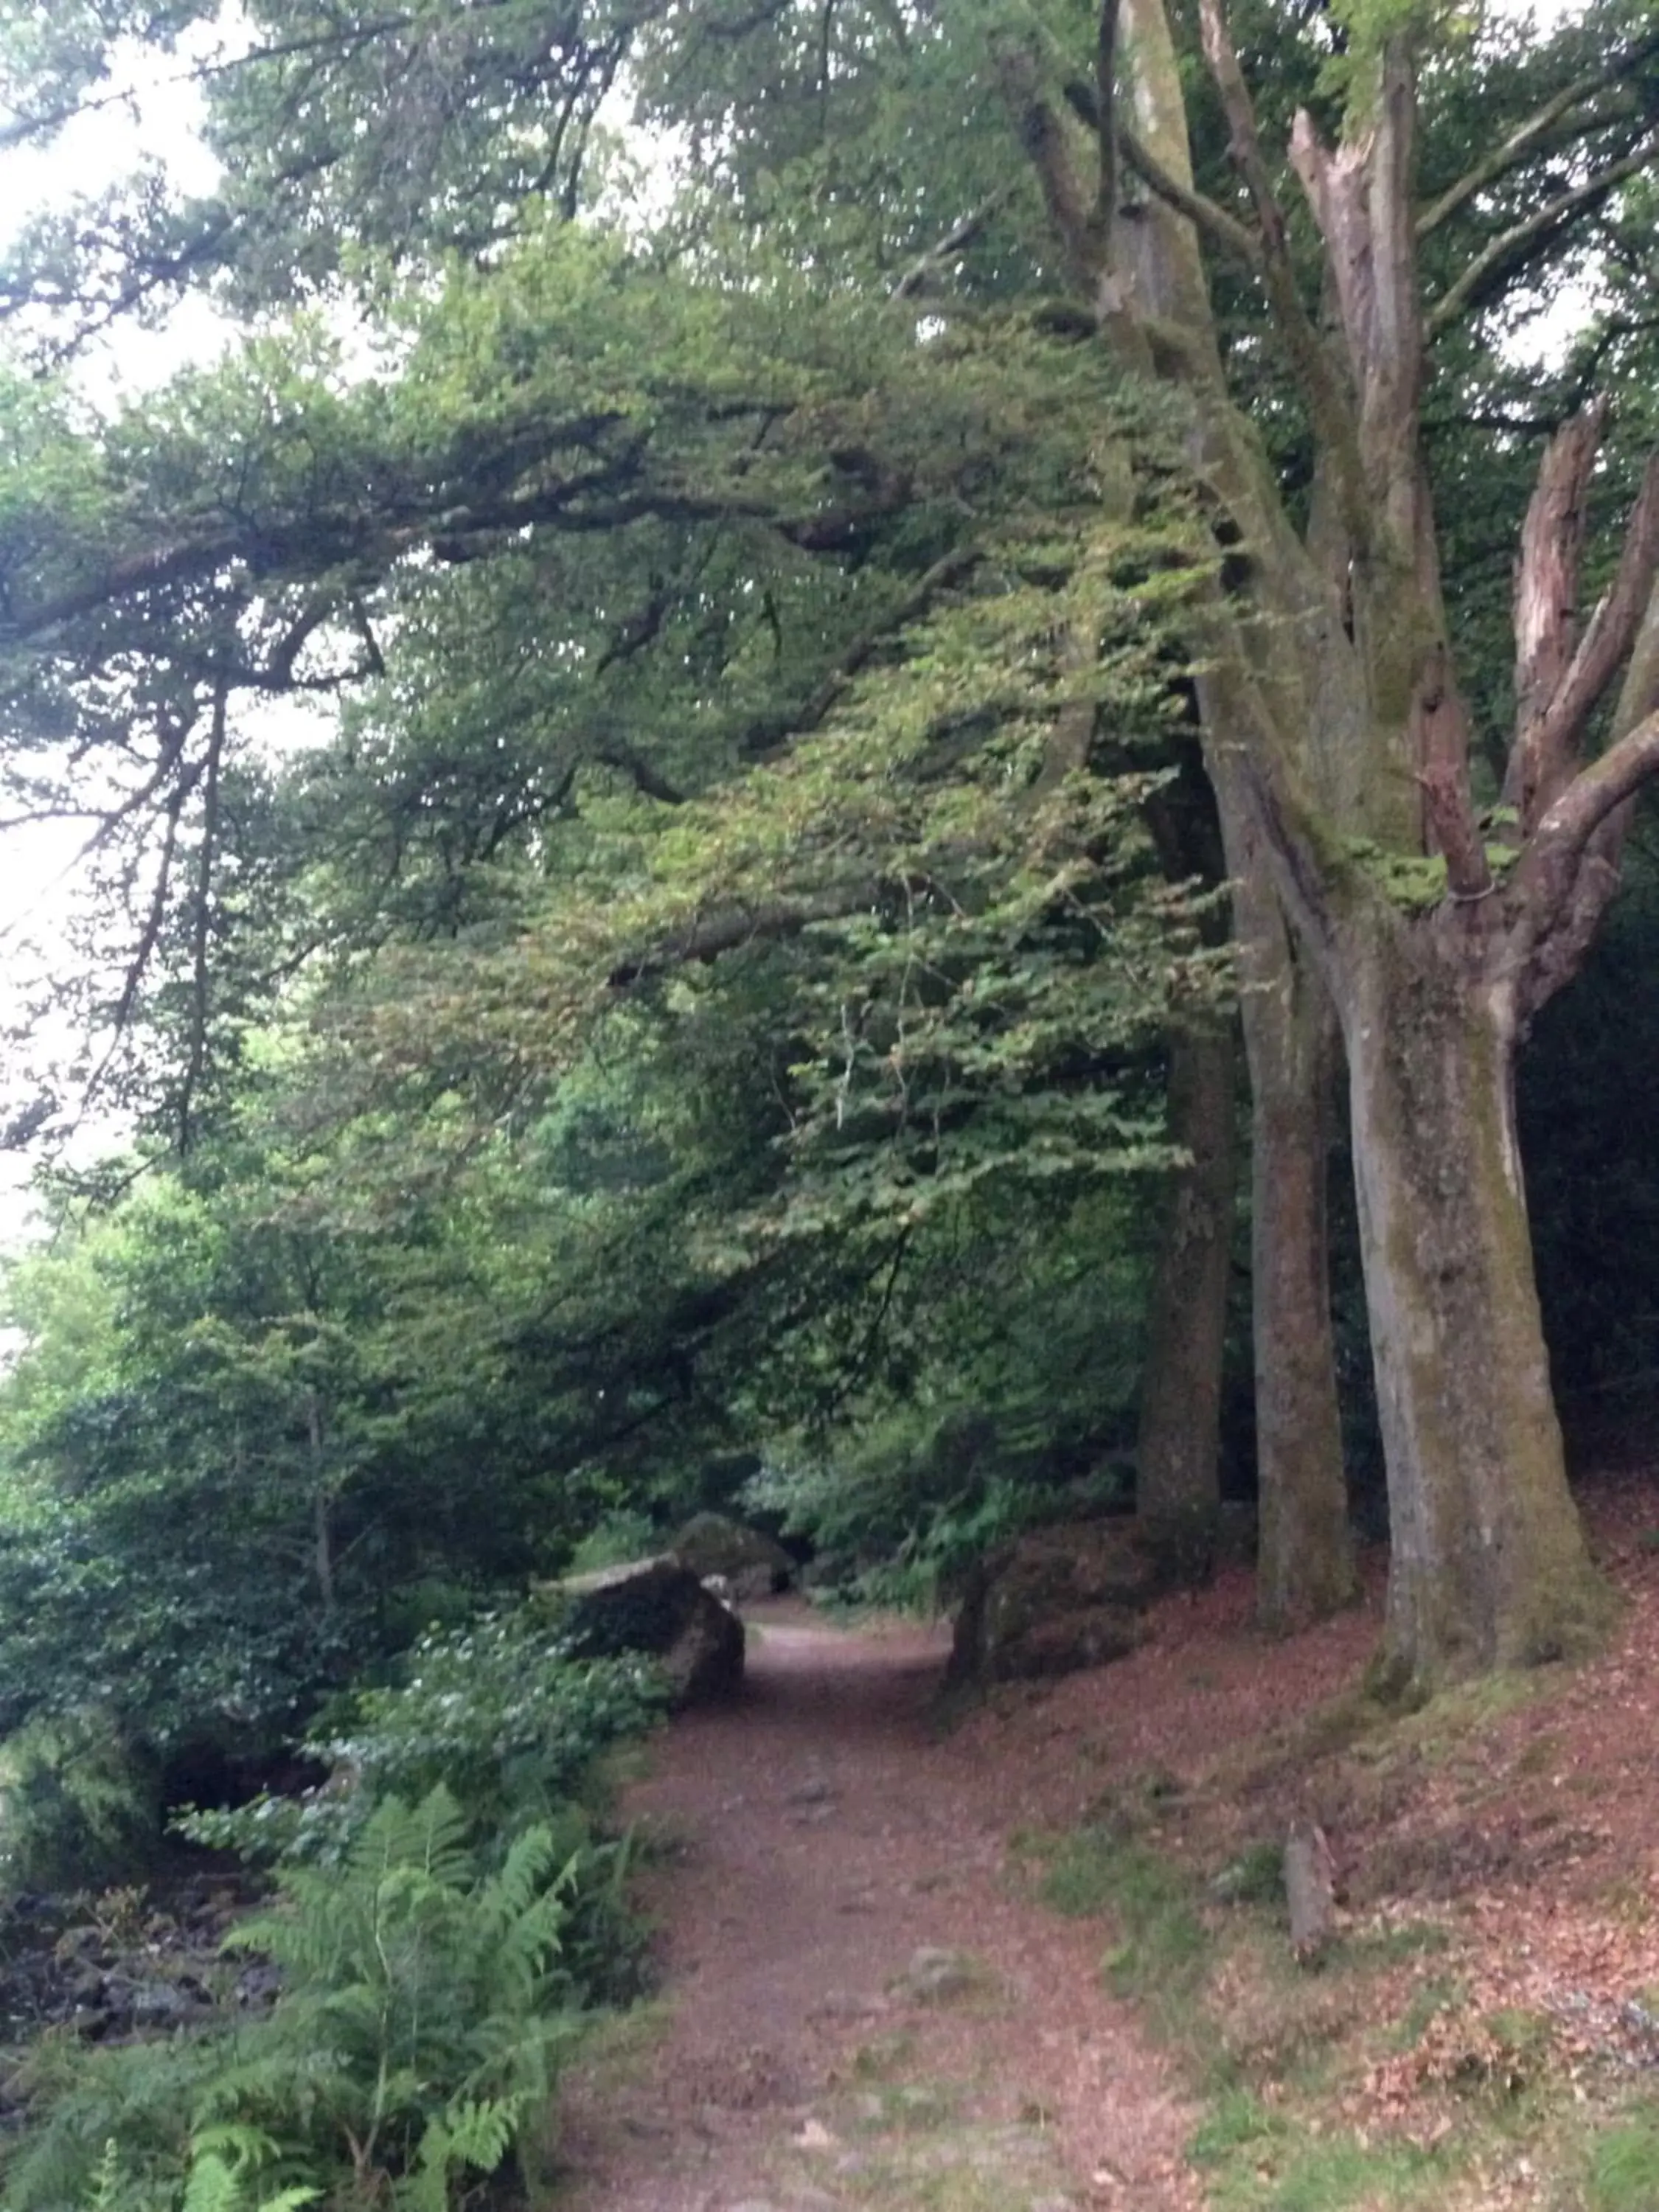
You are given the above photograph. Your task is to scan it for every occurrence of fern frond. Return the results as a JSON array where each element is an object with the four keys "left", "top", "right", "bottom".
[{"left": 480, "top": 1825, "right": 557, "bottom": 1930}]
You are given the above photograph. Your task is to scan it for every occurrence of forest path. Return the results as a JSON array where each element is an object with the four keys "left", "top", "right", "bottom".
[{"left": 554, "top": 1599, "right": 1197, "bottom": 2212}]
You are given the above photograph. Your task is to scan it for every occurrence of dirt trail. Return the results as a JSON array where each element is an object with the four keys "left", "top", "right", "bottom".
[{"left": 556, "top": 1599, "right": 1197, "bottom": 2212}]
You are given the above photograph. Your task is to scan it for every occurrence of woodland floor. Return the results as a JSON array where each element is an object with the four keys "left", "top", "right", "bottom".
[{"left": 554, "top": 1462, "right": 1659, "bottom": 2212}]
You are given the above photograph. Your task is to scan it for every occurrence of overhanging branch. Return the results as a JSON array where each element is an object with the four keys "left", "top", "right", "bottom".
[
  {"left": 888, "top": 188, "right": 1015, "bottom": 301},
  {"left": 606, "top": 883, "right": 888, "bottom": 989},
  {"left": 736, "top": 544, "right": 983, "bottom": 762}
]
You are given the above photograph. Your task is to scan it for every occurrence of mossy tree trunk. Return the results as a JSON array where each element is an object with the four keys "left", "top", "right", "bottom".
[
  {"left": 1240, "top": 905, "right": 1352, "bottom": 1630},
  {"left": 1343, "top": 925, "right": 1602, "bottom": 1677},
  {"left": 997, "top": 0, "right": 1659, "bottom": 1684}
]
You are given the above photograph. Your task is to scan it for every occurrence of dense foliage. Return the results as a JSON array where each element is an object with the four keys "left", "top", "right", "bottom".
[
  {"left": 0, "top": 0, "right": 1658, "bottom": 2189},
  {"left": 7, "top": 1596, "right": 665, "bottom": 2208}
]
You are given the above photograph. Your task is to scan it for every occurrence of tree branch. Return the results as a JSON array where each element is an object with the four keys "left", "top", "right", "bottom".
[
  {"left": 1197, "top": 0, "right": 1367, "bottom": 546},
  {"left": 1427, "top": 142, "right": 1658, "bottom": 339},
  {"left": 1416, "top": 44, "right": 1659, "bottom": 240},
  {"left": 1511, "top": 442, "right": 1659, "bottom": 827},
  {"left": 990, "top": 32, "right": 1101, "bottom": 288},
  {"left": 1118, "top": 125, "right": 1264, "bottom": 270},
  {"left": 1506, "top": 400, "right": 1607, "bottom": 822},
  {"left": 607, "top": 883, "right": 888, "bottom": 989},
  {"left": 1526, "top": 706, "right": 1659, "bottom": 893},
  {"left": 888, "top": 188, "right": 1015, "bottom": 300},
  {"left": 178, "top": 679, "right": 227, "bottom": 1154},
  {"left": 736, "top": 545, "right": 983, "bottom": 762},
  {"left": 1092, "top": 0, "right": 1122, "bottom": 257},
  {"left": 588, "top": 738, "right": 686, "bottom": 806}
]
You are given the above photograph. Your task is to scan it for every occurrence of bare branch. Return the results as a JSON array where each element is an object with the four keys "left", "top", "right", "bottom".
[
  {"left": 1427, "top": 142, "right": 1658, "bottom": 339},
  {"left": 1506, "top": 401, "right": 1607, "bottom": 821},
  {"left": 1417, "top": 759, "right": 1491, "bottom": 897},
  {"left": 1197, "top": 0, "right": 1366, "bottom": 544},
  {"left": 1512, "top": 571, "right": 1659, "bottom": 1009},
  {"left": 1511, "top": 445, "right": 1659, "bottom": 826},
  {"left": 1197, "top": 0, "right": 1295, "bottom": 253},
  {"left": 1526, "top": 705, "right": 1659, "bottom": 893}
]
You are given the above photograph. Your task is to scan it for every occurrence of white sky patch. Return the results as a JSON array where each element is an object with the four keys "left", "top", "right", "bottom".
[
  {"left": 2, "top": 31, "right": 223, "bottom": 216},
  {"left": 0, "top": 28, "right": 243, "bottom": 1242}
]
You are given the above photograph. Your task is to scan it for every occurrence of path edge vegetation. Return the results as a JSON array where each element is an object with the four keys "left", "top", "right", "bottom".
[{"left": 1, "top": 1, "right": 1659, "bottom": 2205}]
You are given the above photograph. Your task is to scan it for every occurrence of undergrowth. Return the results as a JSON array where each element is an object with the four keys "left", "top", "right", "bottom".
[
  {"left": 2, "top": 1599, "right": 672, "bottom": 2211},
  {"left": 1588, "top": 2101, "right": 1659, "bottom": 2211},
  {"left": 11, "top": 1787, "right": 575, "bottom": 2211}
]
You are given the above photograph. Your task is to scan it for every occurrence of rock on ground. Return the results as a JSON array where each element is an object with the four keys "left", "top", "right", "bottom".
[
  {"left": 671, "top": 1513, "right": 797, "bottom": 1602},
  {"left": 948, "top": 1519, "right": 1177, "bottom": 1688},
  {"left": 560, "top": 1557, "right": 745, "bottom": 1705}
]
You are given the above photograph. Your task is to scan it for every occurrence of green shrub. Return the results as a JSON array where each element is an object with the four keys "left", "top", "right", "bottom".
[
  {"left": 179, "top": 1599, "right": 667, "bottom": 2010},
  {"left": 566, "top": 1511, "right": 663, "bottom": 1573},
  {"left": 0, "top": 1709, "right": 160, "bottom": 1894},
  {"left": 10, "top": 1787, "right": 582, "bottom": 2212},
  {"left": 749, "top": 1408, "right": 1131, "bottom": 1611},
  {"left": 181, "top": 1603, "right": 668, "bottom": 1866}
]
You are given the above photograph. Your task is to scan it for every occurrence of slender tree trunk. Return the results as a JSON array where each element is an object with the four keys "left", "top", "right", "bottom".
[
  {"left": 305, "top": 1389, "right": 336, "bottom": 1618},
  {"left": 1136, "top": 1017, "right": 1237, "bottom": 1543},
  {"left": 1215, "top": 744, "right": 1354, "bottom": 1626},
  {"left": 1248, "top": 958, "right": 1353, "bottom": 1628},
  {"left": 1110, "top": 0, "right": 1352, "bottom": 1613},
  {"left": 1340, "top": 925, "right": 1605, "bottom": 1683}
]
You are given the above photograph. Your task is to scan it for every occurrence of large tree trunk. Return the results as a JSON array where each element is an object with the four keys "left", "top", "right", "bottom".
[
  {"left": 1135, "top": 1017, "right": 1237, "bottom": 1540},
  {"left": 999, "top": 0, "right": 1659, "bottom": 1685},
  {"left": 1341, "top": 924, "right": 1604, "bottom": 1684}
]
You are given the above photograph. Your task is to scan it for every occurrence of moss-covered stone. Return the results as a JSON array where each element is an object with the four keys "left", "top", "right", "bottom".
[
  {"left": 669, "top": 1512, "right": 795, "bottom": 1601},
  {"left": 557, "top": 1558, "right": 745, "bottom": 1705}
]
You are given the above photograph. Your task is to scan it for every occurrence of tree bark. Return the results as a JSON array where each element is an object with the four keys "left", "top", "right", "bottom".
[
  {"left": 1000, "top": 0, "right": 1354, "bottom": 1613},
  {"left": 1209, "top": 731, "right": 1353, "bottom": 1627},
  {"left": 1340, "top": 925, "right": 1606, "bottom": 1682},
  {"left": 305, "top": 1388, "right": 336, "bottom": 1619},
  {"left": 1135, "top": 1015, "right": 1238, "bottom": 1542},
  {"left": 1245, "top": 933, "right": 1353, "bottom": 1629},
  {"left": 998, "top": 0, "right": 1659, "bottom": 1683}
]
